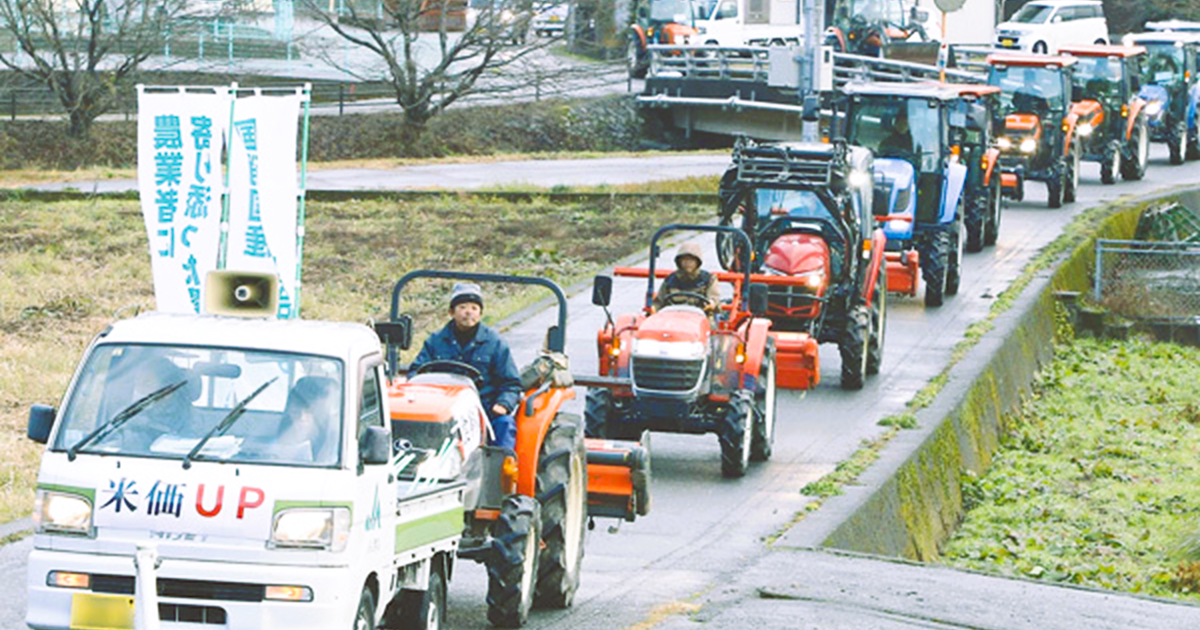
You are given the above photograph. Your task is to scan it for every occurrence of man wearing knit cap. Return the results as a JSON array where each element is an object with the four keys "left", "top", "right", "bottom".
[
  {"left": 410, "top": 282, "right": 522, "bottom": 449},
  {"left": 653, "top": 242, "right": 721, "bottom": 312}
]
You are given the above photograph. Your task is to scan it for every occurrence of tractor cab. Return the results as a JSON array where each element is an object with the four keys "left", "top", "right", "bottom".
[
  {"left": 938, "top": 83, "right": 1004, "bottom": 251},
  {"left": 842, "top": 82, "right": 967, "bottom": 307},
  {"left": 1060, "top": 44, "right": 1150, "bottom": 183},
  {"left": 986, "top": 53, "right": 1080, "bottom": 207},
  {"left": 1123, "top": 30, "right": 1200, "bottom": 162},
  {"left": 627, "top": 0, "right": 705, "bottom": 77},
  {"left": 825, "top": 0, "right": 935, "bottom": 61}
]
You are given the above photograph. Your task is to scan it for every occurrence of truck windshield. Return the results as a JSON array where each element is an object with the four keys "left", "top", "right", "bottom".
[
  {"left": 650, "top": 0, "right": 701, "bottom": 23},
  {"left": 1009, "top": 3, "right": 1053, "bottom": 24},
  {"left": 52, "top": 344, "right": 344, "bottom": 467},
  {"left": 989, "top": 65, "right": 1066, "bottom": 113}
]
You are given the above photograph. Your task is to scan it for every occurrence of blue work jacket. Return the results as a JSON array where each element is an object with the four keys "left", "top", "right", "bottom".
[{"left": 411, "top": 321, "right": 523, "bottom": 416}]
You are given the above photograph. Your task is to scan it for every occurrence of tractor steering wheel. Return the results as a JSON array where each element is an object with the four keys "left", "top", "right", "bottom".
[
  {"left": 663, "top": 291, "right": 715, "bottom": 310},
  {"left": 414, "top": 360, "right": 484, "bottom": 388}
]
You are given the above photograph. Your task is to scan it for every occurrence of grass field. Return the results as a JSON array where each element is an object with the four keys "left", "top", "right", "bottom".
[{"left": 0, "top": 190, "right": 716, "bottom": 524}]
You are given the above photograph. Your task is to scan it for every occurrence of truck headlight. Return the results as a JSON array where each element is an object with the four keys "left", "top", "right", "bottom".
[
  {"left": 34, "top": 490, "right": 93, "bottom": 536},
  {"left": 1019, "top": 138, "right": 1037, "bottom": 153},
  {"left": 271, "top": 507, "right": 351, "bottom": 552},
  {"left": 1077, "top": 123, "right": 1093, "bottom": 137}
]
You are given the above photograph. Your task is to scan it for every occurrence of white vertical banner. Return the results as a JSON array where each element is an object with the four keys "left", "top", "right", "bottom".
[
  {"left": 226, "top": 91, "right": 303, "bottom": 319},
  {"left": 137, "top": 88, "right": 230, "bottom": 314}
]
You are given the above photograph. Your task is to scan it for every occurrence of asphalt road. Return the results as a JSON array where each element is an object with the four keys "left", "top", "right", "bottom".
[{"left": 4, "top": 145, "right": 1198, "bottom": 629}]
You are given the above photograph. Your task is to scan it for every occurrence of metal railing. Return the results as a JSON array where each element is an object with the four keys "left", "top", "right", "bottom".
[{"left": 1094, "top": 238, "right": 1200, "bottom": 320}]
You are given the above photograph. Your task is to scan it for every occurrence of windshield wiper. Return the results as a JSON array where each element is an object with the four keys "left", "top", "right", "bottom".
[
  {"left": 67, "top": 380, "right": 189, "bottom": 461},
  {"left": 182, "top": 377, "right": 277, "bottom": 469}
]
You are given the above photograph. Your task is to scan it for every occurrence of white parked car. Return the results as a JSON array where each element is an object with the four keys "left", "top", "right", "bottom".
[
  {"left": 532, "top": 2, "right": 568, "bottom": 37},
  {"left": 993, "top": 0, "right": 1108, "bottom": 54}
]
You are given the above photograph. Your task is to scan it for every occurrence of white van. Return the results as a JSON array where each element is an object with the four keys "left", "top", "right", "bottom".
[{"left": 994, "top": 0, "right": 1108, "bottom": 54}]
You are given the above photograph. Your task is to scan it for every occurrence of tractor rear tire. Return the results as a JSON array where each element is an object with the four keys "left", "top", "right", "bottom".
[
  {"left": 1063, "top": 149, "right": 1079, "bottom": 203},
  {"left": 945, "top": 221, "right": 964, "bottom": 296},
  {"left": 964, "top": 193, "right": 985, "bottom": 253},
  {"left": 750, "top": 340, "right": 776, "bottom": 462},
  {"left": 867, "top": 265, "right": 887, "bottom": 376},
  {"left": 487, "top": 495, "right": 542, "bottom": 628},
  {"left": 1122, "top": 118, "right": 1148, "bottom": 181},
  {"left": 389, "top": 560, "right": 447, "bottom": 630},
  {"left": 719, "top": 391, "right": 753, "bottom": 477},
  {"left": 983, "top": 179, "right": 1002, "bottom": 246},
  {"left": 1100, "top": 141, "right": 1121, "bottom": 185},
  {"left": 1046, "top": 164, "right": 1063, "bottom": 209},
  {"left": 1170, "top": 120, "right": 1187, "bottom": 165},
  {"left": 922, "top": 230, "right": 949, "bottom": 307},
  {"left": 534, "top": 414, "right": 587, "bottom": 610},
  {"left": 839, "top": 306, "right": 870, "bottom": 390},
  {"left": 1188, "top": 126, "right": 1200, "bottom": 160}
]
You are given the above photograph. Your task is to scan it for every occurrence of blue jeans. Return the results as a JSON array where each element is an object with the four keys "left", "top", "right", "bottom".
[{"left": 490, "top": 413, "right": 517, "bottom": 450}]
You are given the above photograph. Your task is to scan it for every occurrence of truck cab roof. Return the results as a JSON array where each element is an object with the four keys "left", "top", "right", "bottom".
[{"left": 98, "top": 312, "right": 383, "bottom": 362}]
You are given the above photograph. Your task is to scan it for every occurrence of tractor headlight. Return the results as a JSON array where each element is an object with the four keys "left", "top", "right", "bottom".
[
  {"left": 795, "top": 269, "right": 826, "bottom": 291},
  {"left": 1077, "top": 123, "right": 1093, "bottom": 137},
  {"left": 1019, "top": 138, "right": 1037, "bottom": 153},
  {"left": 848, "top": 170, "right": 871, "bottom": 187},
  {"left": 271, "top": 507, "right": 351, "bottom": 552},
  {"left": 1145, "top": 100, "right": 1164, "bottom": 118},
  {"left": 887, "top": 218, "right": 910, "bottom": 233},
  {"left": 34, "top": 490, "right": 93, "bottom": 536},
  {"left": 500, "top": 9, "right": 513, "bottom": 22},
  {"left": 996, "top": 136, "right": 1012, "bottom": 149},
  {"left": 633, "top": 338, "right": 706, "bottom": 360}
]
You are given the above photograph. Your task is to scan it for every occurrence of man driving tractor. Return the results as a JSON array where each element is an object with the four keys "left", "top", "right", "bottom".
[
  {"left": 653, "top": 242, "right": 721, "bottom": 313},
  {"left": 409, "top": 282, "right": 522, "bottom": 449}
]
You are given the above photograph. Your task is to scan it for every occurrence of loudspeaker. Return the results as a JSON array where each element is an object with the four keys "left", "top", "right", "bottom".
[{"left": 204, "top": 270, "right": 279, "bottom": 318}]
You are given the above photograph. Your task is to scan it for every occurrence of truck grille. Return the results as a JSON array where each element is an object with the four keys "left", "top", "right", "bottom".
[
  {"left": 632, "top": 356, "right": 703, "bottom": 391},
  {"left": 90, "top": 573, "right": 265, "bottom": 602}
]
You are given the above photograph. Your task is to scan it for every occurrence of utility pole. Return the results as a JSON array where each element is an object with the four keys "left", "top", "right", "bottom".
[{"left": 800, "top": 0, "right": 824, "bottom": 141}]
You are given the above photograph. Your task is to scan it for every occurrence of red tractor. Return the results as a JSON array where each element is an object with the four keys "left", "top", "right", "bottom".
[
  {"left": 580, "top": 224, "right": 779, "bottom": 478},
  {"left": 716, "top": 139, "right": 888, "bottom": 390},
  {"left": 378, "top": 270, "right": 650, "bottom": 628}
]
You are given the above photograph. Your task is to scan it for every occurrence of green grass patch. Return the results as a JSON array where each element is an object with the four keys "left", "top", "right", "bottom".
[{"left": 941, "top": 335, "right": 1200, "bottom": 601}]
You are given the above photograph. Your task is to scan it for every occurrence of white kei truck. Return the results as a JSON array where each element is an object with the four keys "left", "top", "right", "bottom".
[{"left": 23, "top": 285, "right": 466, "bottom": 630}]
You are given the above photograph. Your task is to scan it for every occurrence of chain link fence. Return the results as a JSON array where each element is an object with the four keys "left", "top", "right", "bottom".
[{"left": 1094, "top": 238, "right": 1200, "bottom": 321}]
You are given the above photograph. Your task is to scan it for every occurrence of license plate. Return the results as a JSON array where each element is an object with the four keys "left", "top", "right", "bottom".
[
  {"left": 1001, "top": 38, "right": 1014, "bottom": 47},
  {"left": 70, "top": 592, "right": 135, "bottom": 630}
]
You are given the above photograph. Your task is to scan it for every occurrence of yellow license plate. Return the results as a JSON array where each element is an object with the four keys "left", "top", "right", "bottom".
[
  {"left": 1001, "top": 38, "right": 1014, "bottom": 47},
  {"left": 70, "top": 592, "right": 135, "bottom": 630}
]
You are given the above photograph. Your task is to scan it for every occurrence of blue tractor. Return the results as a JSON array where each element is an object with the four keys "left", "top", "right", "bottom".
[
  {"left": 1123, "top": 30, "right": 1200, "bottom": 164},
  {"left": 840, "top": 82, "right": 968, "bottom": 308}
]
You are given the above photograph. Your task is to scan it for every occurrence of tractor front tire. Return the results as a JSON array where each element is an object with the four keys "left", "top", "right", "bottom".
[
  {"left": 1169, "top": 120, "right": 1187, "bottom": 165},
  {"left": 584, "top": 388, "right": 613, "bottom": 439},
  {"left": 945, "top": 221, "right": 964, "bottom": 296},
  {"left": 922, "top": 229, "right": 949, "bottom": 307},
  {"left": 839, "top": 306, "right": 870, "bottom": 390},
  {"left": 719, "top": 391, "right": 753, "bottom": 477},
  {"left": 983, "top": 178, "right": 1002, "bottom": 246},
  {"left": 1188, "top": 126, "right": 1200, "bottom": 161},
  {"left": 1063, "top": 149, "right": 1079, "bottom": 203},
  {"left": 867, "top": 264, "right": 887, "bottom": 376},
  {"left": 487, "top": 495, "right": 542, "bottom": 628},
  {"left": 534, "top": 414, "right": 588, "bottom": 610},
  {"left": 751, "top": 340, "right": 776, "bottom": 462},
  {"left": 965, "top": 193, "right": 985, "bottom": 252},
  {"left": 1122, "top": 118, "right": 1149, "bottom": 181},
  {"left": 1046, "top": 163, "right": 1063, "bottom": 209},
  {"left": 627, "top": 38, "right": 648, "bottom": 79},
  {"left": 1100, "top": 141, "right": 1121, "bottom": 185}
]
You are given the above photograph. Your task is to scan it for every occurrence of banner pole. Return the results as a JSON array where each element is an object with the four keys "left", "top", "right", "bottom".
[
  {"left": 217, "top": 82, "right": 238, "bottom": 270},
  {"left": 294, "top": 83, "right": 312, "bottom": 319}
]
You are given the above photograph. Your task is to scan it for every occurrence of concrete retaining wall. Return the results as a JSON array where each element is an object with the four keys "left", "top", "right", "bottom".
[{"left": 782, "top": 188, "right": 1198, "bottom": 560}]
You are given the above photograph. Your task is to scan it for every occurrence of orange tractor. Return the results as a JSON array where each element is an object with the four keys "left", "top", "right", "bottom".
[
  {"left": 1059, "top": 44, "right": 1150, "bottom": 185},
  {"left": 581, "top": 224, "right": 783, "bottom": 478},
  {"left": 377, "top": 270, "right": 650, "bottom": 628}
]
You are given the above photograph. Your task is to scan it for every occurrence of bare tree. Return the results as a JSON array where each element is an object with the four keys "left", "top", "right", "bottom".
[
  {"left": 301, "top": 0, "right": 579, "bottom": 127},
  {"left": 0, "top": 0, "right": 183, "bottom": 138}
]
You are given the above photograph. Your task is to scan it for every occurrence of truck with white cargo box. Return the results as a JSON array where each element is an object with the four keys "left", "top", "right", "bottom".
[{"left": 24, "top": 292, "right": 464, "bottom": 630}]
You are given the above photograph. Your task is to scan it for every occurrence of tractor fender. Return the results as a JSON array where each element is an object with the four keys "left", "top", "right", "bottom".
[
  {"left": 982, "top": 147, "right": 1000, "bottom": 186},
  {"left": 514, "top": 386, "right": 578, "bottom": 497},
  {"left": 1188, "top": 84, "right": 1200, "bottom": 131},
  {"left": 861, "top": 229, "right": 888, "bottom": 306},
  {"left": 824, "top": 26, "right": 847, "bottom": 52},
  {"left": 1126, "top": 98, "right": 1146, "bottom": 140},
  {"left": 940, "top": 162, "right": 968, "bottom": 224},
  {"left": 1070, "top": 100, "right": 1104, "bottom": 129},
  {"left": 630, "top": 25, "right": 647, "bottom": 50},
  {"left": 739, "top": 317, "right": 774, "bottom": 387}
]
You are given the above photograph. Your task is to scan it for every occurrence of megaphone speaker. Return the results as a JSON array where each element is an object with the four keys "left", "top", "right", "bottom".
[{"left": 204, "top": 270, "right": 280, "bottom": 318}]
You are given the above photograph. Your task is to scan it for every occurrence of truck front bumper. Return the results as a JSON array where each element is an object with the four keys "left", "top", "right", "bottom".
[{"left": 26, "top": 547, "right": 360, "bottom": 630}]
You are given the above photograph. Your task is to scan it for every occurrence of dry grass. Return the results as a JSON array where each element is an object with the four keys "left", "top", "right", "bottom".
[{"left": 0, "top": 192, "right": 712, "bottom": 523}]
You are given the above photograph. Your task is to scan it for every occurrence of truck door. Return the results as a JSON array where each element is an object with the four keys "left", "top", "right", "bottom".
[{"left": 355, "top": 360, "right": 395, "bottom": 557}]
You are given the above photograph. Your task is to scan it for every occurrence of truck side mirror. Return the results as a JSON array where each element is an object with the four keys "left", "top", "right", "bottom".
[
  {"left": 28, "top": 404, "right": 55, "bottom": 444},
  {"left": 749, "top": 283, "right": 769, "bottom": 317},
  {"left": 374, "top": 315, "right": 413, "bottom": 351},
  {"left": 361, "top": 426, "right": 391, "bottom": 465},
  {"left": 592, "top": 275, "right": 613, "bottom": 307}
]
